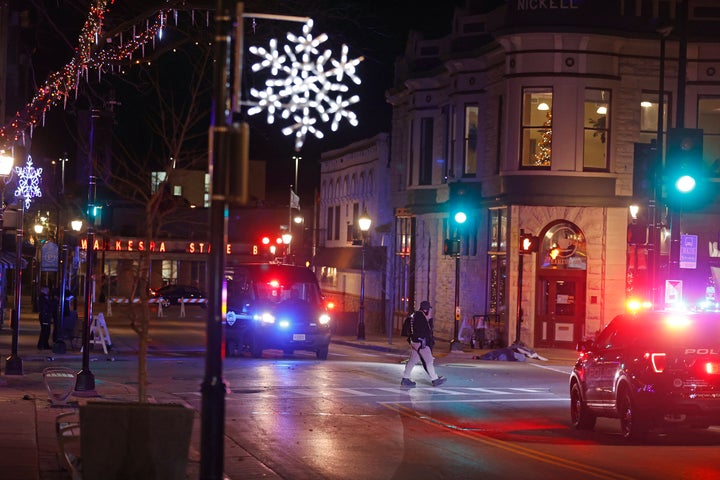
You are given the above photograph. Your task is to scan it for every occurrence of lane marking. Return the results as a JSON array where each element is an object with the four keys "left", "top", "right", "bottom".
[{"left": 382, "top": 403, "right": 635, "bottom": 480}]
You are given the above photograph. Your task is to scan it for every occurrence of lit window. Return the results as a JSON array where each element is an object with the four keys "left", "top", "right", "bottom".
[
  {"left": 463, "top": 105, "right": 478, "bottom": 176},
  {"left": 521, "top": 88, "right": 552, "bottom": 168},
  {"left": 584, "top": 88, "right": 611, "bottom": 171},
  {"left": 698, "top": 96, "right": 720, "bottom": 172},
  {"left": 640, "top": 91, "right": 669, "bottom": 145}
]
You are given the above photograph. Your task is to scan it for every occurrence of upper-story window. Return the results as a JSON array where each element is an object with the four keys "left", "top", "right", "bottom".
[
  {"left": 584, "top": 88, "right": 611, "bottom": 171},
  {"left": 419, "top": 117, "right": 434, "bottom": 185},
  {"left": 521, "top": 88, "right": 553, "bottom": 168},
  {"left": 463, "top": 105, "right": 478, "bottom": 176},
  {"left": 640, "top": 91, "right": 670, "bottom": 146},
  {"left": 698, "top": 97, "right": 720, "bottom": 170}
]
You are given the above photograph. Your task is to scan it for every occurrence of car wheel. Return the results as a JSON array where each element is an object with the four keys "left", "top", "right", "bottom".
[
  {"left": 618, "top": 387, "right": 648, "bottom": 441},
  {"left": 316, "top": 346, "right": 329, "bottom": 360},
  {"left": 570, "top": 382, "right": 596, "bottom": 430},
  {"left": 225, "top": 340, "right": 237, "bottom": 358},
  {"left": 250, "top": 337, "right": 263, "bottom": 358}
]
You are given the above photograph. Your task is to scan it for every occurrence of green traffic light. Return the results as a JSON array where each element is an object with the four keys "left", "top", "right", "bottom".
[
  {"left": 454, "top": 211, "right": 467, "bottom": 224},
  {"left": 675, "top": 174, "right": 696, "bottom": 193}
]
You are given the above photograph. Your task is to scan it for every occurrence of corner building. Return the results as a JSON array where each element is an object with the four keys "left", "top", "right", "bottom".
[{"left": 386, "top": 1, "right": 720, "bottom": 348}]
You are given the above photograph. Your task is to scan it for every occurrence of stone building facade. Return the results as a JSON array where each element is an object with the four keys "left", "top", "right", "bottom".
[{"left": 384, "top": 0, "right": 720, "bottom": 348}]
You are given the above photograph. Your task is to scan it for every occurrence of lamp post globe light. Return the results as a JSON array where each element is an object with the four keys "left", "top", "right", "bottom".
[{"left": 357, "top": 210, "right": 371, "bottom": 340}]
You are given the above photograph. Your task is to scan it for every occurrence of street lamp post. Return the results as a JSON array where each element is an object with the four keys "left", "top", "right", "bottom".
[
  {"left": 5, "top": 202, "right": 25, "bottom": 375},
  {"left": 357, "top": 210, "right": 371, "bottom": 340},
  {"left": 6, "top": 155, "right": 42, "bottom": 376},
  {"left": 0, "top": 151, "right": 13, "bottom": 330},
  {"left": 75, "top": 108, "right": 98, "bottom": 396}
]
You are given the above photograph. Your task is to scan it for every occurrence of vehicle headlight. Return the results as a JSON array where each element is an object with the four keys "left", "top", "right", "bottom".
[
  {"left": 318, "top": 313, "right": 330, "bottom": 325},
  {"left": 278, "top": 319, "right": 290, "bottom": 329},
  {"left": 254, "top": 312, "right": 275, "bottom": 324}
]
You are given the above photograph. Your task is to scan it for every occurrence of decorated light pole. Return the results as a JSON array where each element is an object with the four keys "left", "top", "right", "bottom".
[
  {"left": 4, "top": 156, "right": 42, "bottom": 376},
  {"left": 201, "top": 5, "right": 363, "bottom": 478}
]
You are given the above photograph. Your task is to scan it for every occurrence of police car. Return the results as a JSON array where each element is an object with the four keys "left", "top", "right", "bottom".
[
  {"left": 570, "top": 309, "right": 720, "bottom": 440},
  {"left": 223, "top": 263, "right": 331, "bottom": 359}
]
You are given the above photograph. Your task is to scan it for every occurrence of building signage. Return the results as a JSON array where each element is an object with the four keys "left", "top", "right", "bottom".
[
  {"left": 679, "top": 234, "right": 698, "bottom": 269},
  {"left": 40, "top": 242, "right": 59, "bottom": 272},
  {"left": 78, "top": 237, "right": 253, "bottom": 256},
  {"left": 516, "top": 0, "right": 579, "bottom": 11}
]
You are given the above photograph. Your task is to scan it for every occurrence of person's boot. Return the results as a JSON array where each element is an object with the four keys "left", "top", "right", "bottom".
[
  {"left": 432, "top": 376, "right": 447, "bottom": 387},
  {"left": 400, "top": 378, "right": 416, "bottom": 387}
]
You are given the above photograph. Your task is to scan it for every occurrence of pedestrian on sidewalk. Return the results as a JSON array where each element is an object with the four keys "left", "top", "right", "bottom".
[
  {"left": 37, "top": 286, "right": 54, "bottom": 350},
  {"left": 401, "top": 300, "right": 446, "bottom": 387}
]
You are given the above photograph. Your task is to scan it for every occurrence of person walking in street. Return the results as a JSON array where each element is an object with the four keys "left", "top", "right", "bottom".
[
  {"left": 37, "top": 286, "right": 54, "bottom": 350},
  {"left": 401, "top": 300, "right": 446, "bottom": 387}
]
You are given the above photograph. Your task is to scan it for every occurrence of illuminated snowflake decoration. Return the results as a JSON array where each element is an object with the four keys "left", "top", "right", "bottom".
[
  {"left": 15, "top": 156, "right": 42, "bottom": 209},
  {"left": 247, "top": 19, "right": 364, "bottom": 151}
]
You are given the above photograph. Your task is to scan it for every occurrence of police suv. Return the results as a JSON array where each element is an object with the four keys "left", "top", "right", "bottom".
[
  {"left": 223, "top": 263, "right": 331, "bottom": 359},
  {"left": 570, "top": 310, "right": 720, "bottom": 440}
]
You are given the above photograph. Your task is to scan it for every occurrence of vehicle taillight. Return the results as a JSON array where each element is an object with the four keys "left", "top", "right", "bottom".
[
  {"left": 645, "top": 352, "right": 667, "bottom": 373},
  {"left": 705, "top": 361, "right": 720, "bottom": 375},
  {"left": 326, "top": 301, "right": 335, "bottom": 310}
]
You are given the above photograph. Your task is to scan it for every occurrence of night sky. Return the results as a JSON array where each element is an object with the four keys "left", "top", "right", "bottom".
[{"left": 16, "top": 0, "right": 466, "bottom": 205}]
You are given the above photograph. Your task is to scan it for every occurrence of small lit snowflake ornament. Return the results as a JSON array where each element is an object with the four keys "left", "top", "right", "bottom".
[
  {"left": 15, "top": 156, "right": 43, "bottom": 209},
  {"left": 248, "top": 19, "right": 364, "bottom": 151}
]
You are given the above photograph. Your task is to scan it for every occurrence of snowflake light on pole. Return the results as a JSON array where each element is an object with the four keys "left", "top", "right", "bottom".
[
  {"left": 247, "top": 19, "right": 364, "bottom": 151},
  {"left": 15, "top": 156, "right": 42, "bottom": 210}
]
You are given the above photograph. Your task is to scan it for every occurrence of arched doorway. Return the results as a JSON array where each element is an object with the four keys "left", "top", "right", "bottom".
[{"left": 534, "top": 221, "right": 587, "bottom": 348}]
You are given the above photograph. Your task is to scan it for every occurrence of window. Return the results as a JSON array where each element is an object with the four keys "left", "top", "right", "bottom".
[
  {"left": 394, "top": 216, "right": 415, "bottom": 316},
  {"left": 441, "top": 105, "right": 452, "bottom": 182},
  {"left": 488, "top": 208, "right": 507, "bottom": 253},
  {"left": 521, "top": 88, "right": 553, "bottom": 168},
  {"left": 584, "top": 88, "right": 611, "bottom": 171},
  {"left": 151, "top": 171, "right": 167, "bottom": 193},
  {"left": 419, "top": 117, "right": 434, "bottom": 185},
  {"left": 334, "top": 206, "right": 341, "bottom": 240},
  {"left": 326, "top": 207, "right": 333, "bottom": 241},
  {"left": 463, "top": 105, "right": 478, "bottom": 176},
  {"left": 698, "top": 97, "right": 720, "bottom": 170},
  {"left": 639, "top": 91, "right": 670, "bottom": 146}
]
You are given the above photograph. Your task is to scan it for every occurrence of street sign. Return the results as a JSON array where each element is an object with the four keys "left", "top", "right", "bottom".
[
  {"left": 665, "top": 280, "right": 683, "bottom": 304},
  {"left": 679, "top": 234, "right": 698, "bottom": 269}
]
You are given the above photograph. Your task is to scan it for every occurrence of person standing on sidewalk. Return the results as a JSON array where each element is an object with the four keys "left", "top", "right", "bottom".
[
  {"left": 37, "top": 286, "right": 54, "bottom": 350},
  {"left": 401, "top": 300, "right": 446, "bottom": 387}
]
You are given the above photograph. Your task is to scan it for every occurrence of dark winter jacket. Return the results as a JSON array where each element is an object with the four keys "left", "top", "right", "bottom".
[{"left": 410, "top": 310, "right": 432, "bottom": 342}]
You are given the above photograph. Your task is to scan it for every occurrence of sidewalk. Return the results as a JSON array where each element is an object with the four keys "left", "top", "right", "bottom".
[{"left": 0, "top": 317, "right": 578, "bottom": 480}]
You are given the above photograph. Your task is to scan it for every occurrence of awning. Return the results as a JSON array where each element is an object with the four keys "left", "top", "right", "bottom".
[
  {"left": 313, "top": 246, "right": 386, "bottom": 271},
  {"left": 0, "top": 251, "right": 28, "bottom": 269}
]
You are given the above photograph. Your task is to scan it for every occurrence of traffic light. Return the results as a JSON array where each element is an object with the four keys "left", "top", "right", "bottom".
[
  {"left": 443, "top": 238, "right": 461, "bottom": 256},
  {"left": 519, "top": 233, "right": 539, "bottom": 254},
  {"left": 666, "top": 128, "right": 705, "bottom": 206}
]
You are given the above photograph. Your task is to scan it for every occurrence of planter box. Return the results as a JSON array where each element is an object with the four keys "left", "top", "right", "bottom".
[{"left": 80, "top": 402, "right": 194, "bottom": 480}]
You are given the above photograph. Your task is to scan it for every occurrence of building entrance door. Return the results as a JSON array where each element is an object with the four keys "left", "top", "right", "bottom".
[{"left": 534, "top": 270, "right": 586, "bottom": 347}]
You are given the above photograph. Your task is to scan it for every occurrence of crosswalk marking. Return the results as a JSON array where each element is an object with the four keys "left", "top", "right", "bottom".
[
  {"left": 430, "top": 388, "right": 468, "bottom": 395},
  {"left": 466, "top": 387, "right": 512, "bottom": 395},
  {"left": 212, "top": 386, "right": 559, "bottom": 400},
  {"left": 335, "top": 388, "right": 375, "bottom": 396}
]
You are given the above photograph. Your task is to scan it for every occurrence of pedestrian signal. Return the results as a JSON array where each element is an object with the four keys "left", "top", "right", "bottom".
[{"left": 519, "top": 233, "right": 539, "bottom": 254}]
